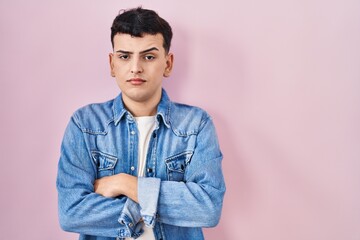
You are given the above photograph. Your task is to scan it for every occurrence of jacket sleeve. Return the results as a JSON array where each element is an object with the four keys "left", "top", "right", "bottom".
[
  {"left": 56, "top": 117, "right": 142, "bottom": 238},
  {"left": 138, "top": 117, "right": 226, "bottom": 228}
]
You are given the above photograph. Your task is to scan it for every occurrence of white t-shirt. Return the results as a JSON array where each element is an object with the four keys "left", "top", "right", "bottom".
[
  {"left": 136, "top": 116, "right": 156, "bottom": 177},
  {"left": 125, "top": 116, "right": 156, "bottom": 240}
]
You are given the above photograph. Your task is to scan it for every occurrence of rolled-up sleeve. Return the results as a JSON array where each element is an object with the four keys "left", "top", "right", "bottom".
[{"left": 137, "top": 177, "right": 161, "bottom": 227}]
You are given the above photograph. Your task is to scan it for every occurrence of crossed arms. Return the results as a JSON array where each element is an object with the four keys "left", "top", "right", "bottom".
[{"left": 57, "top": 116, "right": 225, "bottom": 237}]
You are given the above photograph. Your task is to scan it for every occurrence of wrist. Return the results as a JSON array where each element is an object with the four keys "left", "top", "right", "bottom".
[{"left": 120, "top": 173, "right": 138, "bottom": 202}]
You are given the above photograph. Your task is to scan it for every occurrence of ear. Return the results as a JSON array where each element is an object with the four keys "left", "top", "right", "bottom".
[
  {"left": 163, "top": 53, "right": 174, "bottom": 77},
  {"left": 109, "top": 53, "right": 115, "bottom": 77}
]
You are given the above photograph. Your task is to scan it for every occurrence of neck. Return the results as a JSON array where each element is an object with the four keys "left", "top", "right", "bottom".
[{"left": 122, "top": 95, "right": 161, "bottom": 117}]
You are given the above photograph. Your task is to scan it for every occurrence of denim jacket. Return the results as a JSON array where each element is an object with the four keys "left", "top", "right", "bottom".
[{"left": 57, "top": 89, "right": 226, "bottom": 240}]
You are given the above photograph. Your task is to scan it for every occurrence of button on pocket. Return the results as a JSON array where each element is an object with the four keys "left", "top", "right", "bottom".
[
  {"left": 91, "top": 150, "right": 118, "bottom": 178},
  {"left": 165, "top": 151, "right": 193, "bottom": 181}
]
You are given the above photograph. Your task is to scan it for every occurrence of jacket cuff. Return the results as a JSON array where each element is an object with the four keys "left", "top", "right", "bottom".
[
  {"left": 138, "top": 177, "right": 161, "bottom": 227},
  {"left": 118, "top": 198, "right": 143, "bottom": 238}
]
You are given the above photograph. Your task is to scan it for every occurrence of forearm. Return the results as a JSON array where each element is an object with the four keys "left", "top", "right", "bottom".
[
  {"left": 138, "top": 163, "right": 225, "bottom": 228},
  {"left": 57, "top": 166, "right": 143, "bottom": 237},
  {"left": 156, "top": 180, "right": 225, "bottom": 227},
  {"left": 94, "top": 173, "right": 138, "bottom": 202},
  {"left": 58, "top": 187, "right": 126, "bottom": 236}
]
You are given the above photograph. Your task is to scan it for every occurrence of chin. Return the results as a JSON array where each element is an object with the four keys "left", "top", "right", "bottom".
[{"left": 125, "top": 91, "right": 151, "bottom": 103}]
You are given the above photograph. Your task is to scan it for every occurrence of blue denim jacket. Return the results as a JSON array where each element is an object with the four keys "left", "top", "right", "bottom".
[{"left": 57, "top": 89, "right": 226, "bottom": 240}]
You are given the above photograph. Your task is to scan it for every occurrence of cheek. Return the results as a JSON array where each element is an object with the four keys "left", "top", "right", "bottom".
[
  {"left": 114, "top": 70, "right": 126, "bottom": 85},
  {"left": 152, "top": 68, "right": 166, "bottom": 79},
  {"left": 153, "top": 62, "right": 167, "bottom": 73},
  {"left": 113, "top": 65, "right": 127, "bottom": 77}
]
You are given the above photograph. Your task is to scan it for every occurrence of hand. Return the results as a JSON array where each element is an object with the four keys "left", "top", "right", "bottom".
[{"left": 94, "top": 173, "right": 138, "bottom": 202}]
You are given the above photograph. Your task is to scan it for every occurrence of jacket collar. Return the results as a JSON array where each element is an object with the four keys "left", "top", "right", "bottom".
[{"left": 112, "top": 88, "right": 171, "bottom": 128}]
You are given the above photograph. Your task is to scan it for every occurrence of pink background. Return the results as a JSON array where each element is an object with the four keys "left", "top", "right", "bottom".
[{"left": 1, "top": 0, "right": 360, "bottom": 239}]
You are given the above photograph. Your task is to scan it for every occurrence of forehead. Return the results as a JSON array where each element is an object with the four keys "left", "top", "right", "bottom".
[{"left": 113, "top": 33, "right": 165, "bottom": 52}]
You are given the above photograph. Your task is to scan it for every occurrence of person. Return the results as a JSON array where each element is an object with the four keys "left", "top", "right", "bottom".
[{"left": 56, "top": 7, "right": 225, "bottom": 240}]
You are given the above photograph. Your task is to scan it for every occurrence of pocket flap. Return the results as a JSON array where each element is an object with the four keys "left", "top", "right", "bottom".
[
  {"left": 91, "top": 151, "right": 118, "bottom": 170},
  {"left": 165, "top": 151, "right": 193, "bottom": 173}
]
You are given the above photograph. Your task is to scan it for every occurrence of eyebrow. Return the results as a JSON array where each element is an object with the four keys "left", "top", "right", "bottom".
[{"left": 115, "top": 47, "right": 159, "bottom": 54}]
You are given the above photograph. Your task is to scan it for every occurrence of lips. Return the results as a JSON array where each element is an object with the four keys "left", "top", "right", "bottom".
[{"left": 127, "top": 78, "right": 146, "bottom": 85}]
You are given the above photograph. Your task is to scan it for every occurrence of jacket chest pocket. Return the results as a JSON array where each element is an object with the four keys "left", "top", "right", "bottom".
[
  {"left": 165, "top": 151, "right": 193, "bottom": 182},
  {"left": 91, "top": 151, "right": 118, "bottom": 178}
]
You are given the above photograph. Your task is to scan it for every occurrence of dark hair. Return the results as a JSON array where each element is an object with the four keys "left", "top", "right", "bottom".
[{"left": 111, "top": 7, "right": 173, "bottom": 53}]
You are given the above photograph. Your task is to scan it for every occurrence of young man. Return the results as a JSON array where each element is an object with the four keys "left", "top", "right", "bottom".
[{"left": 57, "top": 7, "right": 225, "bottom": 240}]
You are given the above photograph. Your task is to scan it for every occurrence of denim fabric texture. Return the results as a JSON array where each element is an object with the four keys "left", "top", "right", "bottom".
[{"left": 57, "top": 89, "right": 226, "bottom": 240}]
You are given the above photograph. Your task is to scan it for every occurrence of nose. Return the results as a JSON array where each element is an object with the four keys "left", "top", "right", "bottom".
[{"left": 130, "top": 58, "right": 143, "bottom": 74}]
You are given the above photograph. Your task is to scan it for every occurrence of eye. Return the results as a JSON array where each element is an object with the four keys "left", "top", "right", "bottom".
[
  {"left": 119, "top": 54, "right": 129, "bottom": 60},
  {"left": 144, "top": 55, "right": 155, "bottom": 61}
]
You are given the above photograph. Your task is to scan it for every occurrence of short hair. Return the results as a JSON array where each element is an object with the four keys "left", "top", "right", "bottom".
[{"left": 111, "top": 7, "right": 173, "bottom": 53}]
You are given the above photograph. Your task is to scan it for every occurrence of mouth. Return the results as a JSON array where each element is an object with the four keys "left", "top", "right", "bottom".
[{"left": 127, "top": 78, "right": 146, "bottom": 86}]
